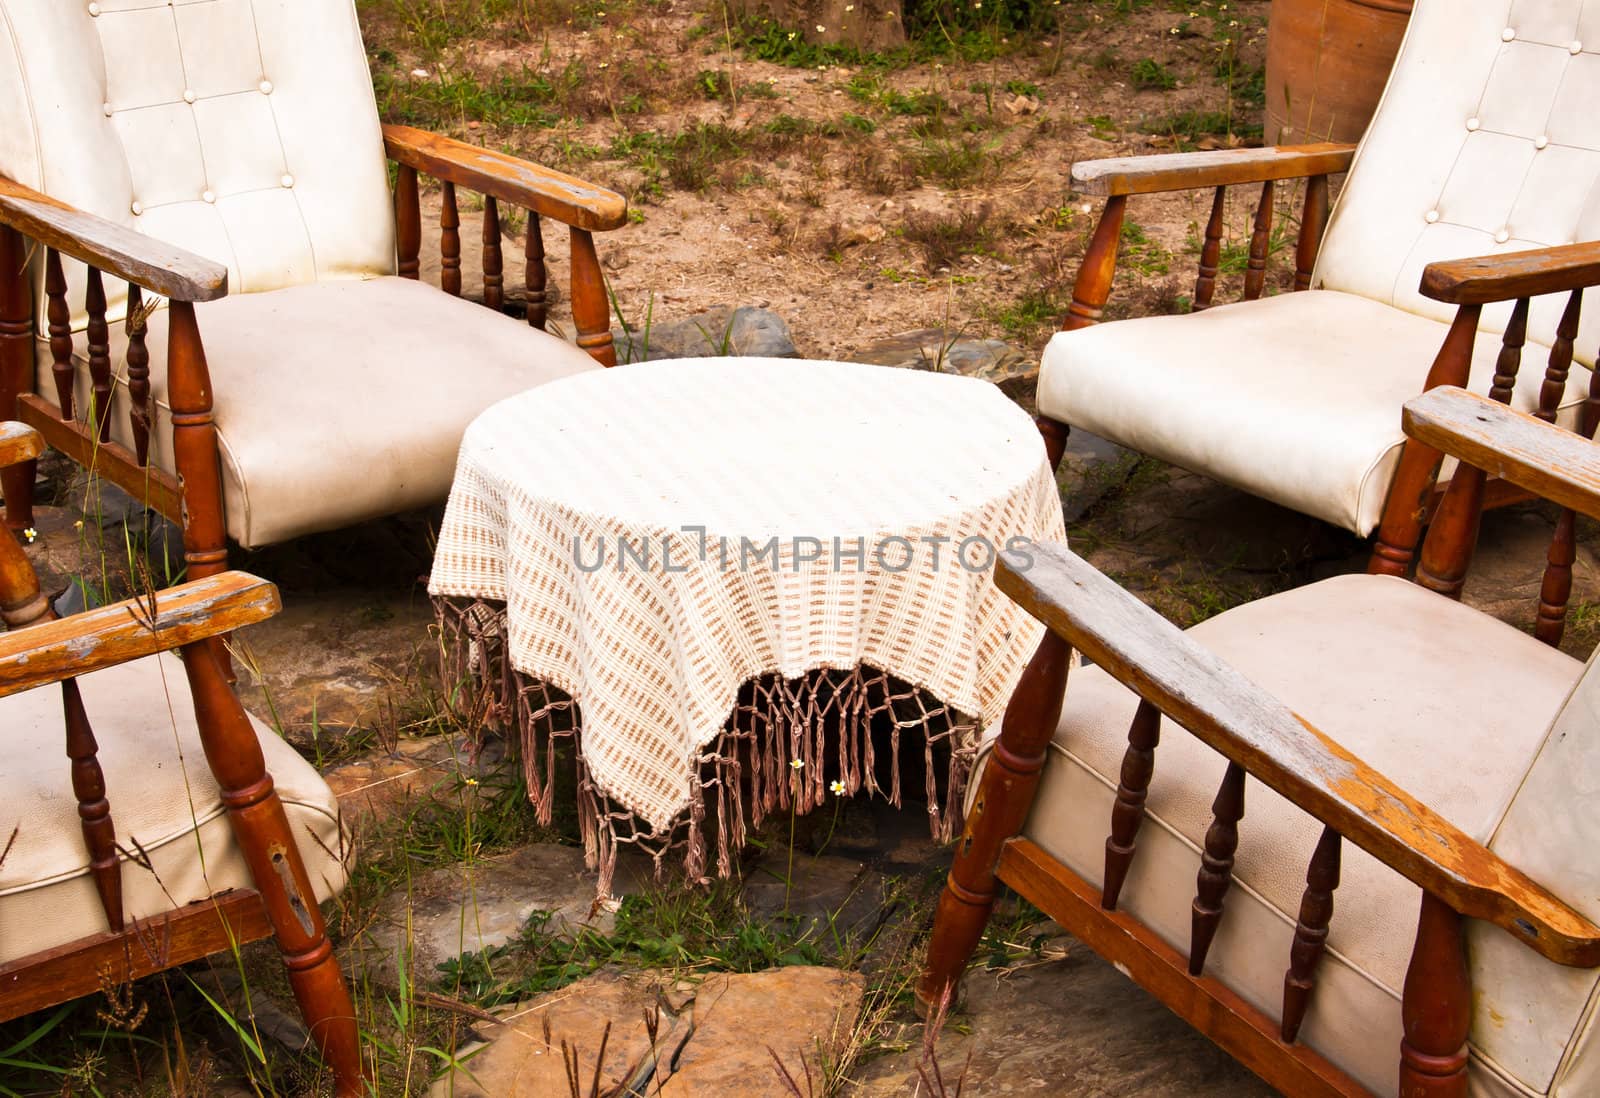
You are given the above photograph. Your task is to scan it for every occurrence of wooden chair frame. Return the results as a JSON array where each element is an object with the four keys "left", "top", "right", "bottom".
[
  {"left": 1048, "top": 142, "right": 1600, "bottom": 583},
  {"left": 918, "top": 386, "right": 1600, "bottom": 1096},
  {"left": 0, "top": 124, "right": 627, "bottom": 584},
  {"left": 0, "top": 425, "right": 363, "bottom": 1094}
]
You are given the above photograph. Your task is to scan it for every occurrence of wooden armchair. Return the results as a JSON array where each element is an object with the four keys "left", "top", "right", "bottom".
[
  {"left": 918, "top": 385, "right": 1600, "bottom": 1096},
  {"left": 1042, "top": 0, "right": 1600, "bottom": 578},
  {"left": 0, "top": 2, "right": 626, "bottom": 586},
  {"left": 0, "top": 424, "right": 362, "bottom": 1093}
]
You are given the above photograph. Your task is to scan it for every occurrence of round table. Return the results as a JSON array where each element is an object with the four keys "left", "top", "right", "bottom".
[{"left": 429, "top": 357, "right": 1065, "bottom": 891}]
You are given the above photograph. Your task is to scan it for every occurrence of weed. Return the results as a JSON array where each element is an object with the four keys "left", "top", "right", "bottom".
[
  {"left": 1119, "top": 221, "right": 1172, "bottom": 276},
  {"left": 901, "top": 205, "right": 999, "bottom": 271},
  {"left": 915, "top": 134, "right": 1001, "bottom": 189},
  {"left": 1130, "top": 57, "right": 1177, "bottom": 90}
]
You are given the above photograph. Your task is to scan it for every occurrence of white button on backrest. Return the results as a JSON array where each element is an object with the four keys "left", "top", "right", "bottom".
[
  {"left": 87, "top": 3, "right": 100, "bottom": 15},
  {"left": 1572, "top": 41, "right": 1584, "bottom": 54},
  {"left": 1467, "top": 117, "right": 1480, "bottom": 131},
  {"left": 202, "top": 190, "right": 216, "bottom": 204},
  {"left": 182, "top": 90, "right": 196, "bottom": 104},
  {"left": 102, "top": 102, "right": 114, "bottom": 117},
  {"left": 1495, "top": 229, "right": 1510, "bottom": 244},
  {"left": 1502, "top": 27, "right": 1516, "bottom": 41},
  {"left": 260, "top": 80, "right": 273, "bottom": 95},
  {"left": 1425, "top": 209, "right": 1440, "bottom": 223},
  {"left": 130, "top": 201, "right": 142, "bottom": 216},
  {"left": 1535, "top": 135, "right": 1549, "bottom": 150},
  {"left": 281, "top": 174, "right": 295, "bottom": 188}
]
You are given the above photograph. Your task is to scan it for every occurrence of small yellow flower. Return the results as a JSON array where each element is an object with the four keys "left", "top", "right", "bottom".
[
  {"left": 464, "top": 776, "right": 479, "bottom": 786},
  {"left": 829, "top": 779, "right": 846, "bottom": 795},
  {"left": 22, "top": 527, "right": 36, "bottom": 542},
  {"left": 790, "top": 758, "right": 805, "bottom": 770},
  {"left": 816, "top": 24, "right": 826, "bottom": 32},
  {"left": 73, "top": 519, "right": 84, "bottom": 529}
]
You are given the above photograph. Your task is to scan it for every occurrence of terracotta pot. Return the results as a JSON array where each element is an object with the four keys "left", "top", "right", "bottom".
[{"left": 1264, "top": 0, "right": 1413, "bottom": 145}]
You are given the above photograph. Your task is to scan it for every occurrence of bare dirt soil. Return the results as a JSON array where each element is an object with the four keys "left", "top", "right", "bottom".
[{"left": 360, "top": 0, "right": 1286, "bottom": 360}]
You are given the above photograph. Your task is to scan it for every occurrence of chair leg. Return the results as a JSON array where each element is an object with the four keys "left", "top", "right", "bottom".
[
  {"left": 1036, "top": 416, "right": 1069, "bottom": 473},
  {"left": 1398, "top": 892, "right": 1471, "bottom": 1097},
  {"left": 180, "top": 641, "right": 366, "bottom": 1095},
  {"left": 1063, "top": 196, "right": 1126, "bottom": 331},
  {"left": 917, "top": 630, "right": 1072, "bottom": 1013}
]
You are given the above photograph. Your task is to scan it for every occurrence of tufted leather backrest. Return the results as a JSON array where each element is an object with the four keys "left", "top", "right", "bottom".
[
  {"left": 1315, "top": 0, "right": 1600, "bottom": 366},
  {"left": 0, "top": 0, "right": 395, "bottom": 320}
]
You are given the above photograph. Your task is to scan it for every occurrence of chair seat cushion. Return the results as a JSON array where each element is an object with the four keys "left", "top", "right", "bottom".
[
  {"left": 0, "top": 653, "right": 346, "bottom": 963},
  {"left": 974, "top": 573, "right": 1587, "bottom": 1096},
  {"left": 1036, "top": 291, "right": 1593, "bottom": 535},
  {"left": 35, "top": 276, "right": 602, "bottom": 548}
]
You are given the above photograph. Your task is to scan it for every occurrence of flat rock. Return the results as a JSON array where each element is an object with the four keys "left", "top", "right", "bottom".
[
  {"left": 612, "top": 305, "right": 799, "bottom": 362},
  {"left": 1057, "top": 428, "right": 1136, "bottom": 524},
  {"left": 657, "top": 967, "right": 865, "bottom": 1097},
  {"left": 740, "top": 852, "right": 891, "bottom": 952},
  {"left": 358, "top": 844, "right": 648, "bottom": 990},
  {"left": 429, "top": 969, "right": 664, "bottom": 1098},
  {"left": 850, "top": 939, "right": 1271, "bottom": 1096},
  {"left": 849, "top": 329, "right": 1037, "bottom": 406}
]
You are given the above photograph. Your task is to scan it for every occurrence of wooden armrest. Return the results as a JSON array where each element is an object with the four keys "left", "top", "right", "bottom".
[
  {"left": 0, "top": 423, "right": 43, "bottom": 470},
  {"left": 0, "top": 176, "right": 227, "bottom": 303},
  {"left": 1421, "top": 241, "right": 1600, "bottom": 304},
  {"left": 1070, "top": 143, "right": 1356, "bottom": 197},
  {"left": 1404, "top": 387, "right": 1600, "bottom": 519},
  {"left": 0, "top": 572, "right": 279, "bottom": 697},
  {"left": 997, "top": 542, "right": 1600, "bottom": 967},
  {"left": 382, "top": 125, "right": 627, "bottom": 232}
]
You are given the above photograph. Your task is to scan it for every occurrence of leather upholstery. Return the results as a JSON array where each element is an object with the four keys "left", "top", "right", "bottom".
[
  {"left": 971, "top": 574, "right": 1597, "bottom": 1096},
  {"left": 34, "top": 276, "right": 603, "bottom": 548},
  {"left": 0, "top": 0, "right": 395, "bottom": 324},
  {"left": 0, "top": 653, "right": 346, "bottom": 963},
  {"left": 1037, "top": 292, "right": 1592, "bottom": 534},
  {"left": 1042, "top": 0, "right": 1600, "bottom": 534}
]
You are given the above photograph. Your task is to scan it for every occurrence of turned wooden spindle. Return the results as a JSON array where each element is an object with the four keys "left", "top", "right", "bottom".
[
  {"left": 1536, "top": 290, "right": 1582, "bottom": 421},
  {"left": 178, "top": 638, "right": 366, "bottom": 1095},
  {"left": 62, "top": 677, "right": 122, "bottom": 932},
  {"left": 45, "top": 249, "right": 74, "bottom": 421},
  {"left": 916, "top": 631, "right": 1073, "bottom": 1012},
  {"left": 0, "top": 515, "right": 53, "bottom": 629},
  {"left": 1036, "top": 416, "right": 1068, "bottom": 471},
  {"left": 1535, "top": 330, "right": 1600, "bottom": 647},
  {"left": 1193, "top": 187, "right": 1225, "bottom": 311},
  {"left": 1103, "top": 699, "right": 1160, "bottom": 910},
  {"left": 395, "top": 163, "right": 421, "bottom": 280},
  {"left": 1189, "top": 761, "right": 1246, "bottom": 975},
  {"left": 85, "top": 267, "right": 111, "bottom": 441},
  {"left": 482, "top": 196, "right": 504, "bottom": 313},
  {"left": 1294, "top": 175, "right": 1329, "bottom": 292},
  {"left": 0, "top": 226, "right": 35, "bottom": 531},
  {"left": 125, "top": 284, "right": 153, "bottom": 466},
  {"left": 440, "top": 181, "right": 461, "bottom": 297},
  {"left": 1243, "top": 180, "right": 1274, "bottom": 301},
  {"left": 1398, "top": 892, "right": 1471, "bottom": 1097},
  {"left": 1064, "top": 195, "right": 1127, "bottom": 330},
  {"left": 166, "top": 302, "right": 229, "bottom": 594},
  {"left": 1488, "top": 297, "right": 1529, "bottom": 405},
  {"left": 1370, "top": 305, "right": 1482, "bottom": 578},
  {"left": 1415, "top": 456, "right": 1486, "bottom": 601},
  {"left": 1280, "top": 826, "right": 1341, "bottom": 1043},
  {"left": 526, "top": 215, "right": 548, "bottom": 330},
  {"left": 570, "top": 227, "right": 616, "bottom": 367}
]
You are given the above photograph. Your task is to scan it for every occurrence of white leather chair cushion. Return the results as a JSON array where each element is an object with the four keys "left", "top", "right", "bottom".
[
  {"left": 1315, "top": 0, "right": 1600, "bottom": 360},
  {"left": 0, "top": 653, "right": 345, "bottom": 964},
  {"left": 35, "top": 276, "right": 603, "bottom": 548},
  {"left": 0, "top": 0, "right": 395, "bottom": 325},
  {"left": 973, "top": 573, "right": 1590, "bottom": 1095},
  {"left": 1036, "top": 290, "right": 1593, "bottom": 535}
]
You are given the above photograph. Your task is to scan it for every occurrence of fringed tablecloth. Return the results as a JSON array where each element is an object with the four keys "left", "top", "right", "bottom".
[{"left": 429, "top": 357, "right": 1066, "bottom": 893}]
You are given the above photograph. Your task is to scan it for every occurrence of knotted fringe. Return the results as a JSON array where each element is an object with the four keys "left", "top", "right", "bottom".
[{"left": 435, "top": 597, "right": 979, "bottom": 898}]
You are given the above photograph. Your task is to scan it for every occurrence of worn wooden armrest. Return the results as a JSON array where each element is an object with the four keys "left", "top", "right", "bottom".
[
  {"left": 0, "top": 572, "right": 279, "bottom": 697},
  {"left": 0, "top": 423, "right": 43, "bottom": 470},
  {"left": 1404, "top": 387, "right": 1600, "bottom": 519},
  {"left": 0, "top": 176, "right": 227, "bottom": 302},
  {"left": 382, "top": 125, "right": 627, "bottom": 232},
  {"left": 1070, "top": 143, "right": 1356, "bottom": 197},
  {"left": 997, "top": 542, "right": 1600, "bottom": 966},
  {"left": 1421, "top": 240, "right": 1600, "bottom": 304}
]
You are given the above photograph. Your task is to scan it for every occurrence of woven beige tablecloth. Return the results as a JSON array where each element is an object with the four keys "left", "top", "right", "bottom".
[{"left": 429, "top": 357, "right": 1065, "bottom": 885}]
